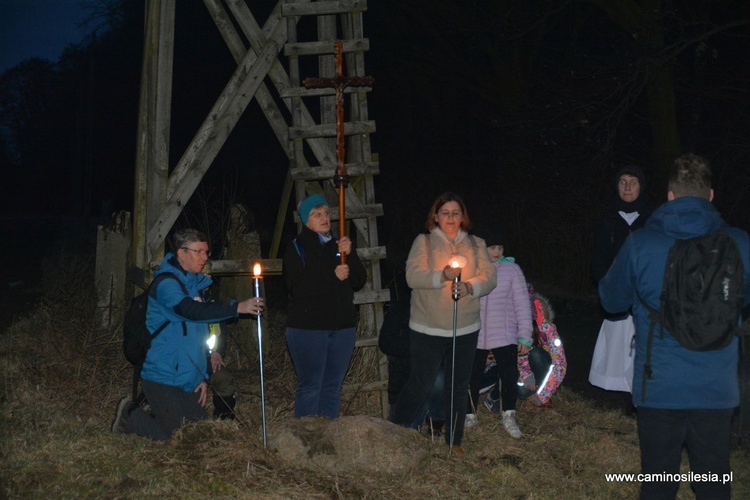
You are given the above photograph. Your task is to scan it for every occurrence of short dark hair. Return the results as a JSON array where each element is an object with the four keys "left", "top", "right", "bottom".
[
  {"left": 669, "top": 154, "right": 712, "bottom": 200},
  {"left": 172, "top": 228, "right": 208, "bottom": 253},
  {"left": 425, "top": 192, "right": 472, "bottom": 232}
]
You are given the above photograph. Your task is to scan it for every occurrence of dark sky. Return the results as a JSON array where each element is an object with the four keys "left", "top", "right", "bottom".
[{"left": 0, "top": 0, "right": 87, "bottom": 74}]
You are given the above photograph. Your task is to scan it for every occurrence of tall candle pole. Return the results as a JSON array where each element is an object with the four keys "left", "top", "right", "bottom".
[
  {"left": 449, "top": 259, "right": 461, "bottom": 456},
  {"left": 252, "top": 263, "right": 268, "bottom": 448}
]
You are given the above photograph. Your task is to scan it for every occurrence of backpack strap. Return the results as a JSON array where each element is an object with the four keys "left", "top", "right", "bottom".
[
  {"left": 148, "top": 272, "right": 189, "bottom": 339},
  {"left": 636, "top": 240, "right": 674, "bottom": 404}
]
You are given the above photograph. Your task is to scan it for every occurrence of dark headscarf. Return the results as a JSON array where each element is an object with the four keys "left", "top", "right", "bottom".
[{"left": 610, "top": 164, "right": 649, "bottom": 213}]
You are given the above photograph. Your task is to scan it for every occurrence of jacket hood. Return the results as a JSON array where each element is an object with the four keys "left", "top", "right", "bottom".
[
  {"left": 156, "top": 252, "right": 212, "bottom": 291},
  {"left": 646, "top": 197, "right": 725, "bottom": 240},
  {"left": 534, "top": 292, "right": 555, "bottom": 324}
]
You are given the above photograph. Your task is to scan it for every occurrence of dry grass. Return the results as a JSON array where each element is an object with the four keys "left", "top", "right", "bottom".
[{"left": 2, "top": 258, "right": 749, "bottom": 499}]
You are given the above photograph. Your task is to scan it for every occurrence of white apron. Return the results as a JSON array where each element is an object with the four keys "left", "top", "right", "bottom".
[{"left": 588, "top": 315, "right": 635, "bottom": 393}]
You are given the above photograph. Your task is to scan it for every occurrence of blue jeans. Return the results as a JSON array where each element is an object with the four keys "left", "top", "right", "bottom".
[
  {"left": 637, "top": 407, "right": 733, "bottom": 499},
  {"left": 285, "top": 327, "right": 356, "bottom": 419},
  {"left": 393, "top": 329, "right": 478, "bottom": 446}
]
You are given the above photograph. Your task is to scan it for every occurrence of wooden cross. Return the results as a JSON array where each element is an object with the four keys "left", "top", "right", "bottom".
[{"left": 303, "top": 40, "right": 374, "bottom": 264}]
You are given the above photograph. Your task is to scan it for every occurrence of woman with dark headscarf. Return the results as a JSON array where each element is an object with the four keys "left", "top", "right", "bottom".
[{"left": 589, "top": 165, "right": 652, "bottom": 394}]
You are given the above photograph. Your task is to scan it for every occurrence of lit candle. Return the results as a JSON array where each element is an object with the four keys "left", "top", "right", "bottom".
[
  {"left": 449, "top": 257, "right": 463, "bottom": 302},
  {"left": 252, "top": 261, "right": 268, "bottom": 447},
  {"left": 252, "top": 262, "right": 264, "bottom": 306}
]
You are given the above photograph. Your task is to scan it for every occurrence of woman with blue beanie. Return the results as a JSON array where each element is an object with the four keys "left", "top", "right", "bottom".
[{"left": 283, "top": 194, "right": 367, "bottom": 418}]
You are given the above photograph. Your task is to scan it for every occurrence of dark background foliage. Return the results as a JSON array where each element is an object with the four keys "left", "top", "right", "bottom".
[{"left": 2, "top": 0, "right": 749, "bottom": 293}]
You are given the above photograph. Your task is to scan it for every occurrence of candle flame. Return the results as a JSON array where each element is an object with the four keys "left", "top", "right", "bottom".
[
  {"left": 451, "top": 260, "right": 460, "bottom": 268},
  {"left": 253, "top": 263, "right": 262, "bottom": 277}
]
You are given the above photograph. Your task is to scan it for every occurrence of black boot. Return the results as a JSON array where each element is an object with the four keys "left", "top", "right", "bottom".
[{"left": 213, "top": 394, "right": 236, "bottom": 420}]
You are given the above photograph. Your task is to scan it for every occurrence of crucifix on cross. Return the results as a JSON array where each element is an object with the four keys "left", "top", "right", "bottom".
[{"left": 303, "top": 40, "right": 374, "bottom": 264}]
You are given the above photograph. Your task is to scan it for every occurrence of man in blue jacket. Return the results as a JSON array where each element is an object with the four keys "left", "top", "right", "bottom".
[
  {"left": 112, "top": 228, "right": 264, "bottom": 440},
  {"left": 599, "top": 154, "right": 750, "bottom": 499}
]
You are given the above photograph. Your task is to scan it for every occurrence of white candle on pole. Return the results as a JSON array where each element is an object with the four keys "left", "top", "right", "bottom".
[{"left": 252, "top": 262, "right": 267, "bottom": 447}]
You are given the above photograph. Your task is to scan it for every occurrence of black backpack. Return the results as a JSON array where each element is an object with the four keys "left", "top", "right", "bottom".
[
  {"left": 123, "top": 272, "right": 186, "bottom": 365},
  {"left": 640, "top": 231, "right": 745, "bottom": 401}
]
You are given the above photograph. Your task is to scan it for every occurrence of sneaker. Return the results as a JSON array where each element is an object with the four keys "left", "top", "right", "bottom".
[
  {"left": 464, "top": 413, "right": 477, "bottom": 429},
  {"left": 484, "top": 396, "right": 501, "bottom": 413},
  {"left": 502, "top": 410, "right": 522, "bottom": 439},
  {"left": 112, "top": 397, "right": 136, "bottom": 434}
]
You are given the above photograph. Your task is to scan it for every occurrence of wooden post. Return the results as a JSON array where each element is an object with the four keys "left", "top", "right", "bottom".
[{"left": 132, "top": 0, "right": 175, "bottom": 275}]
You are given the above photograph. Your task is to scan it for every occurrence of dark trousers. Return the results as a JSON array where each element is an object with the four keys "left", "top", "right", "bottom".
[
  {"left": 393, "top": 329, "right": 478, "bottom": 446},
  {"left": 129, "top": 378, "right": 206, "bottom": 441},
  {"left": 285, "top": 327, "right": 356, "bottom": 419},
  {"left": 637, "top": 407, "right": 733, "bottom": 500},
  {"left": 469, "top": 344, "right": 519, "bottom": 413}
]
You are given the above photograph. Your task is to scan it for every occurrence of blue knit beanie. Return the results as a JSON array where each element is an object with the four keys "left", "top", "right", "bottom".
[{"left": 298, "top": 194, "right": 327, "bottom": 224}]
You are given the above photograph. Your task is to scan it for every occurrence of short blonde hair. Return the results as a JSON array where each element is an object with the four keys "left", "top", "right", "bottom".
[{"left": 669, "top": 154, "right": 711, "bottom": 199}]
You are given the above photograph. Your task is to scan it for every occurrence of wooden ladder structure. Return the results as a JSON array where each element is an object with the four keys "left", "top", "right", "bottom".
[{"left": 130, "top": 0, "right": 390, "bottom": 417}]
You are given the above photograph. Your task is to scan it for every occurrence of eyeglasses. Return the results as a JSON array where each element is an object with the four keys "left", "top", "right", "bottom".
[{"left": 181, "top": 247, "right": 210, "bottom": 258}]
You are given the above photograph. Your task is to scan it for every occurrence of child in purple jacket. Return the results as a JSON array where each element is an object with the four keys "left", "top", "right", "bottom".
[{"left": 465, "top": 231, "right": 532, "bottom": 438}]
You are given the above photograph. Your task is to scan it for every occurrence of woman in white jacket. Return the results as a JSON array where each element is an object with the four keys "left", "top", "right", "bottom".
[{"left": 392, "top": 192, "right": 496, "bottom": 455}]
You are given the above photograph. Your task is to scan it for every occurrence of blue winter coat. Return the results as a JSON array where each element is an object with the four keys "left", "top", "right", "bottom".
[
  {"left": 141, "top": 254, "right": 240, "bottom": 393},
  {"left": 599, "top": 197, "right": 750, "bottom": 409}
]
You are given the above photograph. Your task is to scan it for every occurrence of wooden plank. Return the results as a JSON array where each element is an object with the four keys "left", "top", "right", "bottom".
[
  {"left": 355, "top": 245, "right": 386, "bottom": 262},
  {"left": 288, "top": 120, "right": 376, "bottom": 139},
  {"left": 290, "top": 160, "right": 379, "bottom": 180},
  {"left": 354, "top": 335, "right": 380, "bottom": 348},
  {"left": 279, "top": 86, "right": 372, "bottom": 99},
  {"left": 208, "top": 259, "right": 283, "bottom": 276},
  {"left": 209, "top": 246, "right": 386, "bottom": 277},
  {"left": 353, "top": 288, "right": 391, "bottom": 305},
  {"left": 282, "top": 0, "right": 367, "bottom": 17},
  {"left": 292, "top": 204, "right": 383, "bottom": 221},
  {"left": 284, "top": 39, "right": 369, "bottom": 57}
]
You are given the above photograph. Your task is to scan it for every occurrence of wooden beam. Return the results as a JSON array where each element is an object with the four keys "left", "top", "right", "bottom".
[
  {"left": 281, "top": 0, "right": 368, "bottom": 17},
  {"left": 132, "top": 0, "right": 175, "bottom": 273},
  {"left": 288, "top": 120, "right": 376, "bottom": 139},
  {"left": 353, "top": 289, "right": 391, "bottom": 306},
  {"left": 208, "top": 246, "right": 387, "bottom": 277},
  {"left": 292, "top": 203, "right": 383, "bottom": 222},
  {"left": 284, "top": 39, "right": 369, "bottom": 57},
  {"left": 290, "top": 161, "right": 379, "bottom": 180},
  {"left": 145, "top": 25, "right": 285, "bottom": 259},
  {"left": 279, "top": 86, "right": 372, "bottom": 99}
]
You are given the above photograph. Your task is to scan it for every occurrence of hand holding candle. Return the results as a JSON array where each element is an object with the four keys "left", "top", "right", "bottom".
[{"left": 238, "top": 263, "right": 265, "bottom": 315}]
